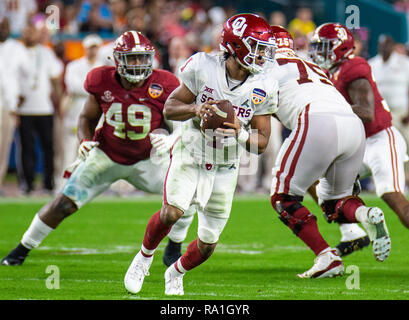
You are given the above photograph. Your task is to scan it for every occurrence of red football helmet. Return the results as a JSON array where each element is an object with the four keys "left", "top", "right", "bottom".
[
  {"left": 220, "top": 13, "right": 277, "bottom": 73},
  {"left": 113, "top": 31, "right": 155, "bottom": 83},
  {"left": 270, "top": 25, "right": 294, "bottom": 50},
  {"left": 309, "top": 23, "right": 355, "bottom": 70}
]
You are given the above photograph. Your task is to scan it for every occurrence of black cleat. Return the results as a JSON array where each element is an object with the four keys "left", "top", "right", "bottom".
[
  {"left": 162, "top": 239, "right": 182, "bottom": 267},
  {"left": 1, "top": 244, "right": 30, "bottom": 266},
  {"left": 336, "top": 236, "right": 370, "bottom": 257}
]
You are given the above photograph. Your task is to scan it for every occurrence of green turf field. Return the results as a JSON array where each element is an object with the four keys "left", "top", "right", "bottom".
[{"left": 1, "top": 194, "right": 409, "bottom": 300}]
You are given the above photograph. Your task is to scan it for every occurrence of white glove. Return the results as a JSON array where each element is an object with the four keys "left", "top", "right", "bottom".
[
  {"left": 78, "top": 139, "right": 99, "bottom": 161},
  {"left": 149, "top": 133, "right": 175, "bottom": 156},
  {"left": 63, "top": 157, "right": 82, "bottom": 179}
]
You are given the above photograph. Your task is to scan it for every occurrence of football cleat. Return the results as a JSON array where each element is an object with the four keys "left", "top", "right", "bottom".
[
  {"left": 1, "top": 244, "right": 30, "bottom": 266},
  {"left": 1, "top": 255, "right": 26, "bottom": 266},
  {"left": 162, "top": 240, "right": 182, "bottom": 267},
  {"left": 297, "top": 248, "right": 344, "bottom": 279},
  {"left": 336, "top": 236, "right": 370, "bottom": 257},
  {"left": 356, "top": 207, "right": 391, "bottom": 262},
  {"left": 124, "top": 251, "right": 153, "bottom": 294},
  {"left": 165, "top": 265, "right": 184, "bottom": 296}
]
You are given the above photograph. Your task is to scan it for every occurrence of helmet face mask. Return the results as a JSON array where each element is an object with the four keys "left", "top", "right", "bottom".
[
  {"left": 114, "top": 50, "right": 154, "bottom": 83},
  {"left": 113, "top": 31, "right": 155, "bottom": 83},
  {"left": 241, "top": 36, "right": 276, "bottom": 73},
  {"left": 309, "top": 38, "right": 337, "bottom": 70}
]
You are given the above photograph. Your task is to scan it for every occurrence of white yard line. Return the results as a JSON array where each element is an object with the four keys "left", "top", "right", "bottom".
[{"left": 25, "top": 243, "right": 307, "bottom": 256}]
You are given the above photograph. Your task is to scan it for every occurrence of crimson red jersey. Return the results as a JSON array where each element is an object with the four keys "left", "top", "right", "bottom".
[
  {"left": 330, "top": 56, "right": 392, "bottom": 137},
  {"left": 84, "top": 66, "right": 179, "bottom": 165}
]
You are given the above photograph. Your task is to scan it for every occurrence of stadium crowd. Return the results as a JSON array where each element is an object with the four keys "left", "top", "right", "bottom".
[{"left": 0, "top": 0, "right": 408, "bottom": 197}]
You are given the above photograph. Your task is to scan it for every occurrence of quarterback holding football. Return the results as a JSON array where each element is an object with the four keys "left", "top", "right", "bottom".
[{"left": 123, "top": 13, "right": 279, "bottom": 296}]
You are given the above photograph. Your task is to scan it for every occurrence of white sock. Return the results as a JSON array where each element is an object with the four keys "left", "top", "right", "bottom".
[
  {"left": 140, "top": 244, "right": 155, "bottom": 258},
  {"left": 339, "top": 223, "right": 367, "bottom": 241},
  {"left": 317, "top": 247, "right": 332, "bottom": 256},
  {"left": 21, "top": 214, "right": 54, "bottom": 249},
  {"left": 169, "top": 259, "right": 186, "bottom": 277}
]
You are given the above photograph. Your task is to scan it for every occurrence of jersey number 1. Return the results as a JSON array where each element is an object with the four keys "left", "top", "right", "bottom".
[{"left": 105, "top": 103, "right": 152, "bottom": 140}]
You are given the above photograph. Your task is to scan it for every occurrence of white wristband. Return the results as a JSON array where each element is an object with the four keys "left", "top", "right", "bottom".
[{"left": 237, "top": 128, "right": 249, "bottom": 144}]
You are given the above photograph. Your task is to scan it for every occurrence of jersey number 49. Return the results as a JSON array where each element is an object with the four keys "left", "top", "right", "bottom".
[{"left": 105, "top": 103, "right": 152, "bottom": 140}]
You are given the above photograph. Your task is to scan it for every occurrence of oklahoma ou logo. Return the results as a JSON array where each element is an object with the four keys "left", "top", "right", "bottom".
[{"left": 232, "top": 17, "right": 247, "bottom": 37}]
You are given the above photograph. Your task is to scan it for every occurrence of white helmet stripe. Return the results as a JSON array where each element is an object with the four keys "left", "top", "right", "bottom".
[{"left": 130, "top": 31, "right": 140, "bottom": 46}]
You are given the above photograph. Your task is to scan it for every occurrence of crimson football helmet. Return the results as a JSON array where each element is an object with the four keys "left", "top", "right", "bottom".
[
  {"left": 309, "top": 23, "right": 355, "bottom": 70},
  {"left": 113, "top": 31, "right": 155, "bottom": 83},
  {"left": 270, "top": 25, "right": 294, "bottom": 50},
  {"left": 220, "top": 13, "right": 277, "bottom": 73}
]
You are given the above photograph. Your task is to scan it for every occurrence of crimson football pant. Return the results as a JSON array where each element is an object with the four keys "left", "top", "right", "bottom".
[{"left": 16, "top": 115, "right": 54, "bottom": 192}]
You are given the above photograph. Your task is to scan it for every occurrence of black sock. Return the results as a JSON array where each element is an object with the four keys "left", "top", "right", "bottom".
[
  {"left": 11, "top": 243, "right": 30, "bottom": 257},
  {"left": 167, "top": 239, "right": 182, "bottom": 251}
]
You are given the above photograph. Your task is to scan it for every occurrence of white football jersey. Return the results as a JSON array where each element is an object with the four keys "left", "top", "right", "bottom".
[
  {"left": 178, "top": 52, "right": 279, "bottom": 165},
  {"left": 271, "top": 49, "right": 352, "bottom": 130}
]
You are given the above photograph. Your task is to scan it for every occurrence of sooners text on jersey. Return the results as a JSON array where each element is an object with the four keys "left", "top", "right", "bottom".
[
  {"left": 330, "top": 56, "right": 392, "bottom": 137},
  {"left": 84, "top": 66, "right": 180, "bottom": 165}
]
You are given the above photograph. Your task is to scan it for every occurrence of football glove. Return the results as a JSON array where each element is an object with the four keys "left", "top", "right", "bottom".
[
  {"left": 78, "top": 139, "right": 99, "bottom": 161},
  {"left": 62, "top": 157, "right": 82, "bottom": 179},
  {"left": 149, "top": 133, "right": 176, "bottom": 156}
]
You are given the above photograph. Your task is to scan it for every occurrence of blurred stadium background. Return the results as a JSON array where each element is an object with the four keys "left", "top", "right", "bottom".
[{"left": 0, "top": 0, "right": 408, "bottom": 197}]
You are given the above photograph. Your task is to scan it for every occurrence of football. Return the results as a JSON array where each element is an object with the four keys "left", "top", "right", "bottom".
[{"left": 200, "top": 100, "right": 235, "bottom": 134}]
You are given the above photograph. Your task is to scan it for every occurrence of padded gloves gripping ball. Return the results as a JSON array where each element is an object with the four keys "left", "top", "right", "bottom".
[{"left": 200, "top": 100, "right": 235, "bottom": 134}]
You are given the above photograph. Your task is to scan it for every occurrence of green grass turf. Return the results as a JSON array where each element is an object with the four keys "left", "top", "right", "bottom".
[{"left": 0, "top": 194, "right": 409, "bottom": 300}]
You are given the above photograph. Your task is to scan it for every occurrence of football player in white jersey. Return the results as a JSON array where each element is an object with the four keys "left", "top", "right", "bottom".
[
  {"left": 269, "top": 26, "right": 391, "bottom": 278},
  {"left": 124, "top": 14, "right": 279, "bottom": 296}
]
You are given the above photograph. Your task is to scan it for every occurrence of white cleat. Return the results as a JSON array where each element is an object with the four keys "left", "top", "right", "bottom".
[
  {"left": 356, "top": 207, "right": 391, "bottom": 262},
  {"left": 297, "top": 248, "right": 344, "bottom": 279},
  {"left": 165, "top": 266, "right": 184, "bottom": 296},
  {"left": 124, "top": 251, "right": 153, "bottom": 294}
]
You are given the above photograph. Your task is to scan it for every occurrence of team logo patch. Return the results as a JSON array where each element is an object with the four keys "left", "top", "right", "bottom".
[
  {"left": 148, "top": 83, "right": 163, "bottom": 99},
  {"left": 251, "top": 88, "right": 266, "bottom": 104},
  {"left": 101, "top": 90, "right": 114, "bottom": 102}
]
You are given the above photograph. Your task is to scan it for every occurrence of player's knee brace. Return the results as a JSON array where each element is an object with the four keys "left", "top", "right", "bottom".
[
  {"left": 270, "top": 193, "right": 316, "bottom": 236},
  {"left": 321, "top": 195, "right": 365, "bottom": 223}
]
